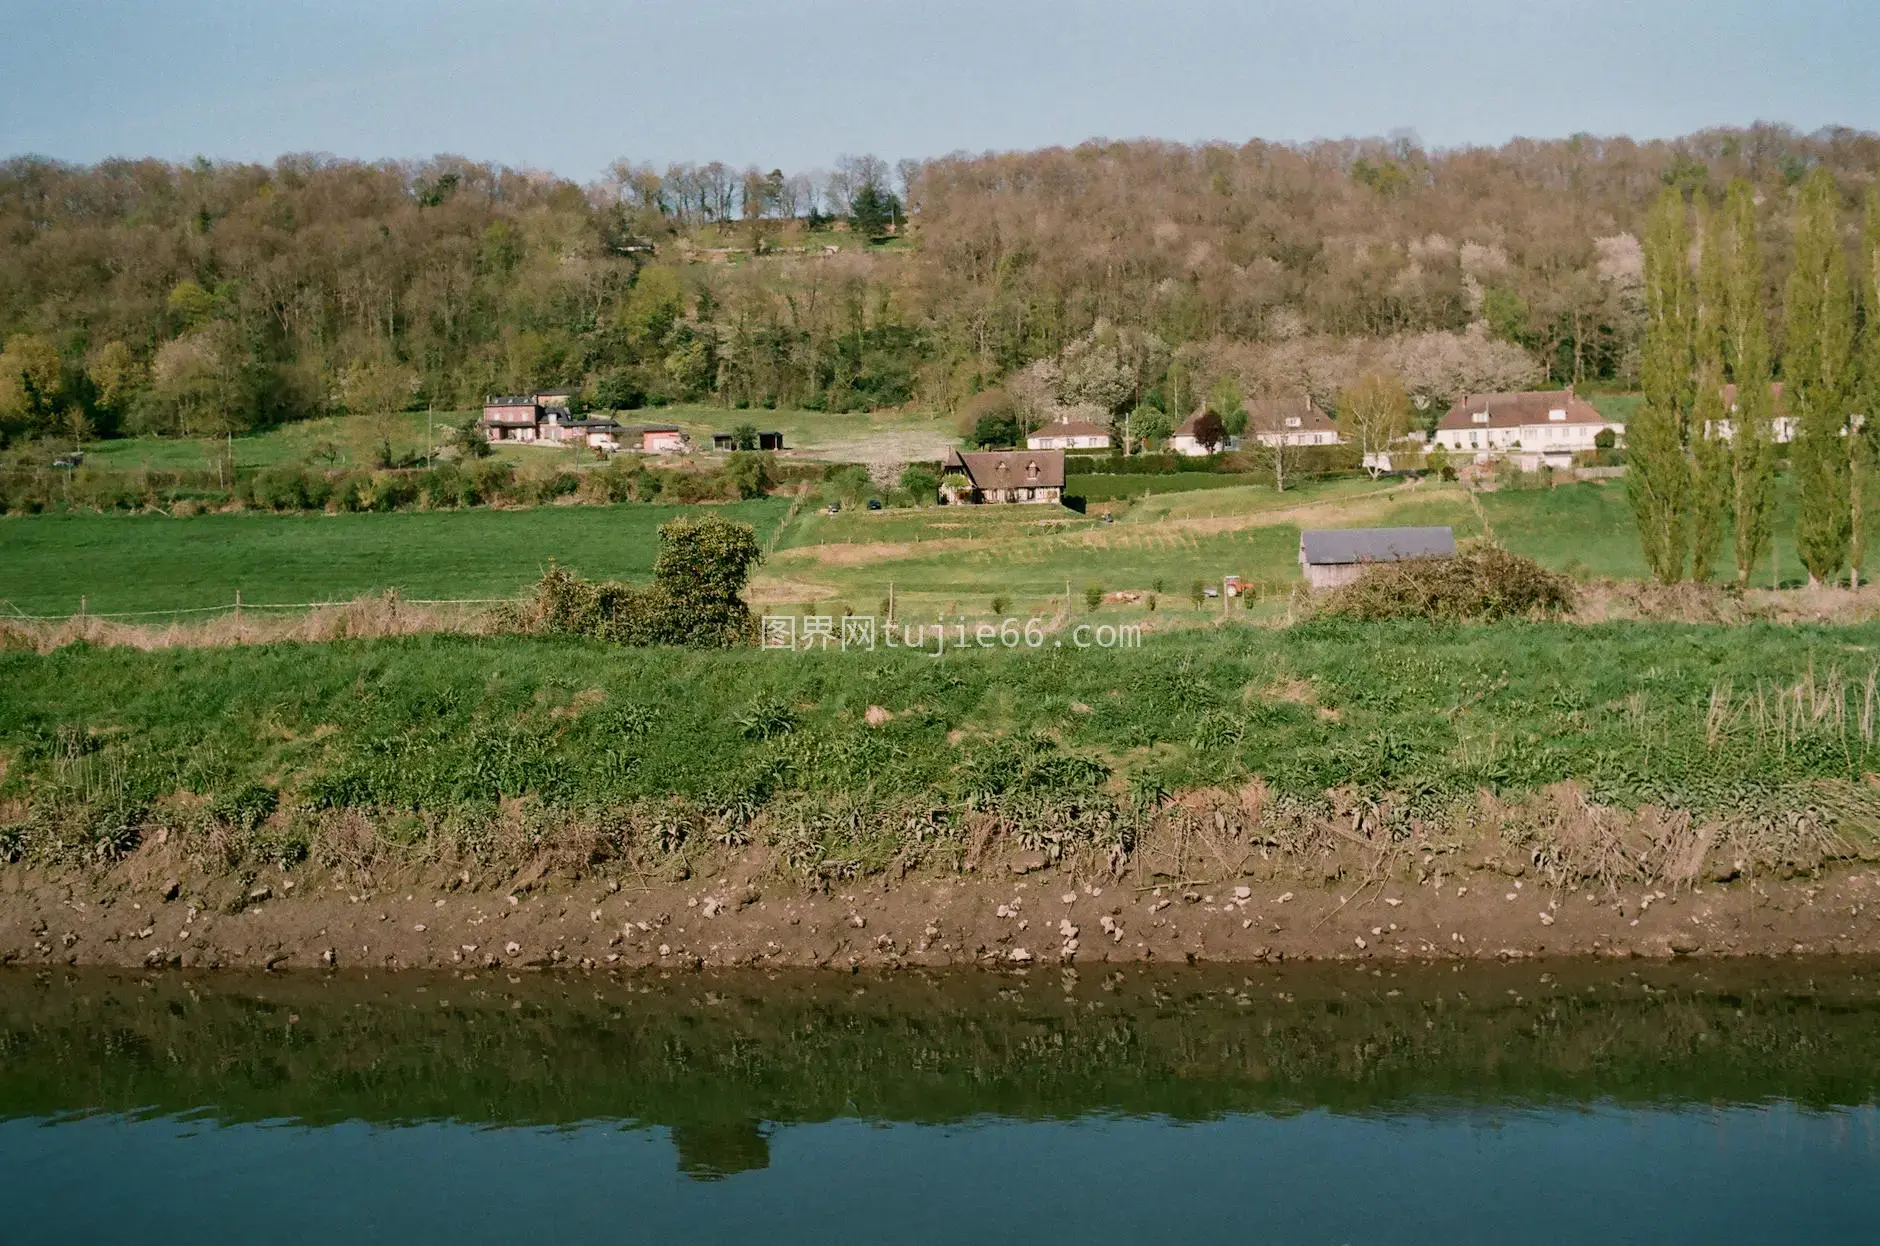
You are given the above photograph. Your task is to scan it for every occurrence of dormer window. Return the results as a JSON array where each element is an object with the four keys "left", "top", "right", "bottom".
[
  {"left": 1548, "top": 409, "right": 1566, "bottom": 421},
  {"left": 1284, "top": 416, "right": 1302, "bottom": 428},
  {"left": 1472, "top": 411, "right": 1490, "bottom": 425},
  {"left": 1025, "top": 460, "right": 1040, "bottom": 481}
]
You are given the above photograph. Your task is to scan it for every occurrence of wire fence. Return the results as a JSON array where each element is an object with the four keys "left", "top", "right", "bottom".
[{"left": 0, "top": 594, "right": 523, "bottom": 624}]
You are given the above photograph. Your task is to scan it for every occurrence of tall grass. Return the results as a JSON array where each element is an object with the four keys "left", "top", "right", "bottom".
[{"left": 4, "top": 621, "right": 1879, "bottom": 887}]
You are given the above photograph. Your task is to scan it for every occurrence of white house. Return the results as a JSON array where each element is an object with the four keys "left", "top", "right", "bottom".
[
  {"left": 1026, "top": 418, "right": 1112, "bottom": 451},
  {"left": 1433, "top": 389, "right": 1621, "bottom": 470},
  {"left": 1167, "top": 411, "right": 1228, "bottom": 456},
  {"left": 1711, "top": 382, "right": 1799, "bottom": 444},
  {"left": 1245, "top": 396, "right": 1341, "bottom": 448}
]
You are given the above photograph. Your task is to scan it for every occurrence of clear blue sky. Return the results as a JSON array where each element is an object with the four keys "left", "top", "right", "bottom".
[{"left": 3, "top": 0, "right": 1875, "bottom": 177}]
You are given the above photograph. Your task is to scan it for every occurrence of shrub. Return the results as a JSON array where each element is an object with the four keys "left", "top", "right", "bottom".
[
  {"left": 516, "top": 514, "right": 764, "bottom": 647},
  {"left": 900, "top": 463, "right": 939, "bottom": 500},
  {"left": 1083, "top": 583, "right": 1104, "bottom": 611},
  {"left": 725, "top": 451, "right": 773, "bottom": 499},
  {"left": 990, "top": 594, "right": 1010, "bottom": 616},
  {"left": 249, "top": 466, "right": 312, "bottom": 512},
  {"left": 1316, "top": 544, "right": 1576, "bottom": 622},
  {"left": 468, "top": 459, "right": 515, "bottom": 504}
]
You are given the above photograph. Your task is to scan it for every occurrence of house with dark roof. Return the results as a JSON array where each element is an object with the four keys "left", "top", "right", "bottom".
[
  {"left": 939, "top": 449, "right": 1066, "bottom": 504},
  {"left": 1026, "top": 418, "right": 1111, "bottom": 451},
  {"left": 1244, "top": 396, "right": 1341, "bottom": 448},
  {"left": 1298, "top": 526, "right": 1455, "bottom": 589},
  {"left": 1433, "top": 389, "right": 1622, "bottom": 470}
]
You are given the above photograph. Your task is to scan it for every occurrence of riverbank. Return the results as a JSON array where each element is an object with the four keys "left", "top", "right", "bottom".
[{"left": 8, "top": 848, "right": 1880, "bottom": 970}]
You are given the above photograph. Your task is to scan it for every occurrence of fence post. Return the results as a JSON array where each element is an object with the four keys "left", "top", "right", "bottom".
[{"left": 234, "top": 589, "right": 242, "bottom": 626}]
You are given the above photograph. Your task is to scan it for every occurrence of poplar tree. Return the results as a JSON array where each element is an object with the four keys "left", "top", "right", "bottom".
[
  {"left": 1628, "top": 188, "right": 1695, "bottom": 582},
  {"left": 1686, "top": 199, "right": 1731, "bottom": 582},
  {"left": 1852, "top": 189, "right": 1880, "bottom": 586},
  {"left": 1724, "top": 179, "right": 1776, "bottom": 587},
  {"left": 1785, "top": 168, "right": 1855, "bottom": 586}
]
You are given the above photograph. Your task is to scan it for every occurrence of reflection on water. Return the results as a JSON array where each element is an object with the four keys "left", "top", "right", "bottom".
[{"left": 2, "top": 961, "right": 1878, "bottom": 1243}]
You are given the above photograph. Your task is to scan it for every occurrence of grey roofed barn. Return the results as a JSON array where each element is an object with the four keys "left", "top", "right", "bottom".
[
  {"left": 1301, "top": 526, "right": 1455, "bottom": 565},
  {"left": 1298, "top": 526, "right": 1455, "bottom": 588}
]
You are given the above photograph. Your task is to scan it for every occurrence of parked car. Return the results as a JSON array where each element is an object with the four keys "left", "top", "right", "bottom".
[{"left": 866, "top": 497, "right": 882, "bottom": 510}]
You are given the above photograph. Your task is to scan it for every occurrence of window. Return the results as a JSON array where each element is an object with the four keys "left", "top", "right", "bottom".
[
  {"left": 1549, "top": 409, "right": 1566, "bottom": 421},
  {"left": 1284, "top": 416, "right": 1301, "bottom": 428},
  {"left": 1472, "top": 411, "right": 1490, "bottom": 424}
]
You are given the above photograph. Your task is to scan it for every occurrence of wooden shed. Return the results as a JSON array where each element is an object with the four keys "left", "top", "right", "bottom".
[{"left": 1298, "top": 526, "right": 1455, "bottom": 589}]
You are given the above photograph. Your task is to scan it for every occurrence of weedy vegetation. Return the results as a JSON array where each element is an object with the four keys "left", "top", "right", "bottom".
[{"left": 3, "top": 622, "right": 1877, "bottom": 894}]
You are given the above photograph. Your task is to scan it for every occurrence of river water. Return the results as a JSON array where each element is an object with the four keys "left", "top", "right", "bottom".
[{"left": 2, "top": 960, "right": 1877, "bottom": 1244}]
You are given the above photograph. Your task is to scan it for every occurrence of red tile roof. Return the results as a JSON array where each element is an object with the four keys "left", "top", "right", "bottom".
[{"left": 1438, "top": 390, "right": 1606, "bottom": 430}]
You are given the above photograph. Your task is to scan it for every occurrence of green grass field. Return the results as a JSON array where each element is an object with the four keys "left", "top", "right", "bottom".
[
  {"left": 0, "top": 499, "right": 790, "bottom": 617},
  {"left": 759, "top": 473, "right": 1840, "bottom": 617},
  {"left": 1066, "top": 472, "right": 1271, "bottom": 502},
  {"left": 77, "top": 403, "right": 953, "bottom": 475},
  {"left": 79, "top": 410, "right": 460, "bottom": 472}
]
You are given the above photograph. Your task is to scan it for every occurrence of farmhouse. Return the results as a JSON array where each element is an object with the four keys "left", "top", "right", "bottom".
[
  {"left": 939, "top": 449, "right": 1066, "bottom": 504},
  {"left": 711, "top": 430, "right": 786, "bottom": 451},
  {"left": 1298, "top": 526, "right": 1455, "bottom": 589},
  {"left": 1245, "top": 396, "right": 1341, "bottom": 447},
  {"left": 480, "top": 388, "right": 590, "bottom": 444},
  {"left": 1433, "top": 389, "right": 1621, "bottom": 470},
  {"left": 1027, "top": 418, "right": 1112, "bottom": 450}
]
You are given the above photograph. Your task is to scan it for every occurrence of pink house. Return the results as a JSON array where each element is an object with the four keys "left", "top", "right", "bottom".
[{"left": 482, "top": 396, "right": 545, "bottom": 442}]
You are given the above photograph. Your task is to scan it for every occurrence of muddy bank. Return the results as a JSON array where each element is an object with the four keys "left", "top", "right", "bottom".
[{"left": 8, "top": 854, "right": 1880, "bottom": 971}]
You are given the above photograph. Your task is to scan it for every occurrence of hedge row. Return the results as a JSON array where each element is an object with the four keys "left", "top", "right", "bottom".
[{"left": 0, "top": 454, "right": 829, "bottom": 516}]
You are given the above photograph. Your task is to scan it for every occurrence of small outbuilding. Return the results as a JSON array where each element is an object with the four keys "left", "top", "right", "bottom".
[
  {"left": 711, "top": 430, "right": 785, "bottom": 451},
  {"left": 1299, "top": 526, "right": 1455, "bottom": 589}
]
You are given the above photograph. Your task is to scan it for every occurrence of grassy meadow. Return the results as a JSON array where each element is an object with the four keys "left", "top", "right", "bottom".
[
  {"left": 760, "top": 474, "right": 1837, "bottom": 618},
  {"left": 0, "top": 499, "right": 791, "bottom": 616},
  {"left": 2, "top": 470, "right": 1837, "bottom": 621},
  {"left": 4, "top": 622, "right": 1876, "bottom": 879}
]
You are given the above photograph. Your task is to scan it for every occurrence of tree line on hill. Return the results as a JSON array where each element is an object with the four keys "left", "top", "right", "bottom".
[
  {"left": 1627, "top": 169, "right": 1880, "bottom": 588},
  {"left": 2, "top": 124, "right": 1879, "bottom": 457}
]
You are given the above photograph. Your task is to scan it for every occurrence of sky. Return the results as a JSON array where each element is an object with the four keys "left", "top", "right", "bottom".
[{"left": 2, "top": 0, "right": 1876, "bottom": 179}]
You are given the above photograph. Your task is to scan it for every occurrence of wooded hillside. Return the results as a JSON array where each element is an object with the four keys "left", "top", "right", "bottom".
[{"left": 2, "top": 124, "right": 1877, "bottom": 444}]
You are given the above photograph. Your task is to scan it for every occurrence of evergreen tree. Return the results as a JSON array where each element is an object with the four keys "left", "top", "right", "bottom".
[
  {"left": 1785, "top": 168, "right": 1855, "bottom": 585},
  {"left": 1724, "top": 179, "right": 1777, "bottom": 587},
  {"left": 1628, "top": 188, "right": 1695, "bottom": 583},
  {"left": 1687, "top": 199, "right": 1731, "bottom": 582},
  {"left": 849, "top": 183, "right": 900, "bottom": 238}
]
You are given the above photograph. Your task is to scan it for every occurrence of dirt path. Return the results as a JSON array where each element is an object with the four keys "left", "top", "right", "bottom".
[{"left": 8, "top": 857, "right": 1879, "bottom": 972}]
